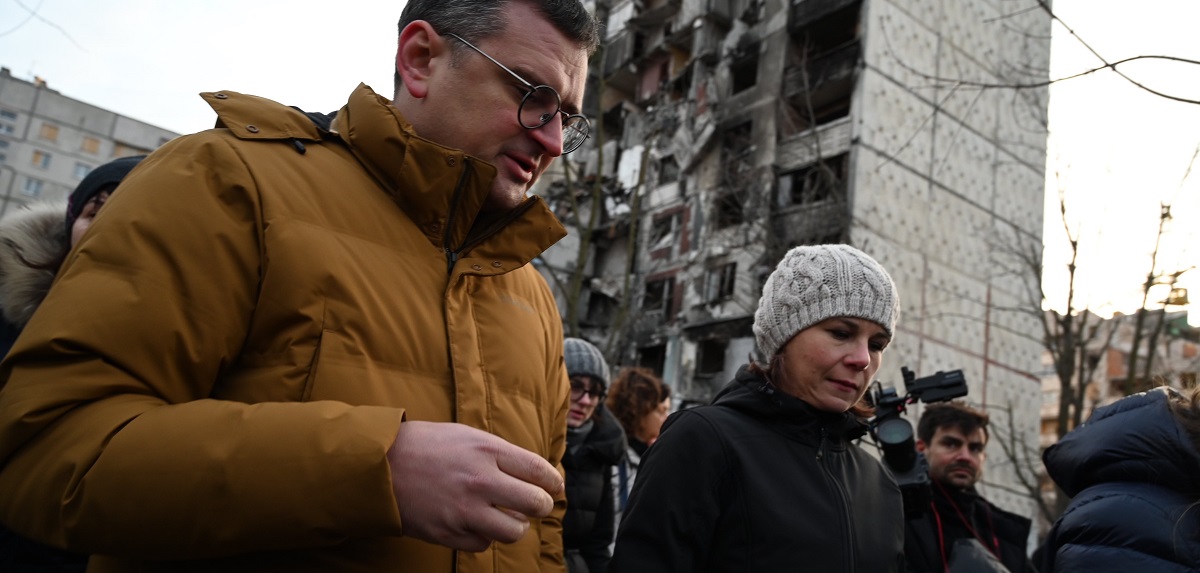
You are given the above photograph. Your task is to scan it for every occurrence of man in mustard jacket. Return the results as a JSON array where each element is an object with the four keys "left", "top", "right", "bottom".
[{"left": 0, "top": 1, "right": 599, "bottom": 571}]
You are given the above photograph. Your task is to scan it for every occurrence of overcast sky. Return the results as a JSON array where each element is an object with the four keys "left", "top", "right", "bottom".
[{"left": 3, "top": 0, "right": 1199, "bottom": 318}]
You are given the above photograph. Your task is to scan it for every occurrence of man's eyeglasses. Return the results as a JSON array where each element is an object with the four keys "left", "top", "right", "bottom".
[
  {"left": 569, "top": 378, "right": 606, "bottom": 401},
  {"left": 444, "top": 32, "right": 590, "bottom": 154}
]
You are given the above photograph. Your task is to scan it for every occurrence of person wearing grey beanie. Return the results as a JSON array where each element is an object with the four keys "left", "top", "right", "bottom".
[
  {"left": 561, "top": 337, "right": 624, "bottom": 573},
  {"left": 612, "top": 244, "right": 905, "bottom": 572}
]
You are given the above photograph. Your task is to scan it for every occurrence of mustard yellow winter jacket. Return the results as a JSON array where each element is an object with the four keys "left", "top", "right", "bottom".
[{"left": 0, "top": 84, "right": 570, "bottom": 573}]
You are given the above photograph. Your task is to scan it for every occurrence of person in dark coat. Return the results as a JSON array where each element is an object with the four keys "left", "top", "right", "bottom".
[
  {"left": 1037, "top": 386, "right": 1200, "bottom": 572},
  {"left": 605, "top": 366, "right": 669, "bottom": 516},
  {"left": 0, "top": 155, "right": 144, "bottom": 357},
  {"left": 904, "top": 402, "right": 1035, "bottom": 573},
  {"left": 0, "top": 154, "right": 143, "bottom": 572},
  {"left": 609, "top": 244, "right": 906, "bottom": 572},
  {"left": 561, "top": 337, "right": 624, "bottom": 573}
]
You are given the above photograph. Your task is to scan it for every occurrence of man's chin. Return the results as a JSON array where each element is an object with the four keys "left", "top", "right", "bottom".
[{"left": 482, "top": 183, "right": 529, "bottom": 213}]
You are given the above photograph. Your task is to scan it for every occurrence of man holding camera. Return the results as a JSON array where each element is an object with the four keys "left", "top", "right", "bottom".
[{"left": 904, "top": 402, "right": 1036, "bottom": 573}]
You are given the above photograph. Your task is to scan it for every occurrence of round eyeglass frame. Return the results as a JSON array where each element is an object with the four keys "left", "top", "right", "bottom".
[{"left": 444, "top": 32, "right": 591, "bottom": 154}]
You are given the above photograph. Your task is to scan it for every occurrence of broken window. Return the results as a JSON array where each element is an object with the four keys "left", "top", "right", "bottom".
[
  {"left": 649, "top": 212, "right": 680, "bottom": 252},
  {"left": 777, "top": 153, "right": 847, "bottom": 206},
  {"left": 638, "top": 344, "right": 667, "bottom": 376},
  {"left": 721, "top": 121, "right": 754, "bottom": 188},
  {"left": 713, "top": 192, "right": 744, "bottom": 229},
  {"left": 705, "top": 262, "right": 737, "bottom": 302},
  {"left": 731, "top": 42, "right": 759, "bottom": 94},
  {"left": 643, "top": 276, "right": 676, "bottom": 313},
  {"left": 657, "top": 155, "right": 680, "bottom": 186},
  {"left": 697, "top": 338, "right": 727, "bottom": 375}
]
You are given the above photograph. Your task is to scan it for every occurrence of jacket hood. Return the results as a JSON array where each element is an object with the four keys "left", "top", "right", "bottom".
[
  {"left": 713, "top": 365, "right": 870, "bottom": 445},
  {"left": 1043, "top": 387, "right": 1200, "bottom": 497},
  {"left": 0, "top": 201, "right": 67, "bottom": 327}
]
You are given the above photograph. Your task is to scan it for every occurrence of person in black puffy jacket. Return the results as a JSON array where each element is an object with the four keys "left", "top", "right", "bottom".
[
  {"left": 1037, "top": 386, "right": 1200, "bottom": 572},
  {"left": 609, "top": 244, "right": 905, "bottom": 572},
  {"left": 562, "top": 337, "right": 625, "bottom": 573}
]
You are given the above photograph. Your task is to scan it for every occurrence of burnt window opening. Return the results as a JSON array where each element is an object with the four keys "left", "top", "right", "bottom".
[
  {"left": 785, "top": 2, "right": 861, "bottom": 134},
  {"left": 794, "top": 1, "right": 862, "bottom": 57},
  {"left": 657, "top": 155, "right": 680, "bottom": 187},
  {"left": 777, "top": 153, "right": 848, "bottom": 206},
  {"left": 602, "top": 106, "right": 625, "bottom": 142},
  {"left": 721, "top": 121, "right": 755, "bottom": 188},
  {"left": 705, "top": 262, "right": 737, "bottom": 302},
  {"left": 585, "top": 291, "right": 618, "bottom": 327},
  {"left": 637, "top": 344, "right": 666, "bottom": 377},
  {"left": 643, "top": 276, "right": 676, "bottom": 313},
  {"left": 731, "top": 43, "right": 759, "bottom": 94},
  {"left": 714, "top": 192, "right": 744, "bottom": 229},
  {"left": 649, "top": 212, "right": 680, "bottom": 251},
  {"left": 669, "top": 62, "right": 694, "bottom": 101},
  {"left": 697, "top": 338, "right": 728, "bottom": 375}
]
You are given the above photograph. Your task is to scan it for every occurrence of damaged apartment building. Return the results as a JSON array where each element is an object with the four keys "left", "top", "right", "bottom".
[{"left": 538, "top": 0, "right": 1052, "bottom": 469}]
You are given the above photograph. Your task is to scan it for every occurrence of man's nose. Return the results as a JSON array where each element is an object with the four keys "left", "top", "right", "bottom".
[{"left": 529, "top": 115, "right": 565, "bottom": 157}]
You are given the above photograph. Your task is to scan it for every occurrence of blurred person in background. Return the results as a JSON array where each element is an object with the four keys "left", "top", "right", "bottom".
[
  {"left": 609, "top": 244, "right": 905, "bottom": 572},
  {"left": 561, "top": 338, "right": 624, "bottom": 573},
  {"left": 1037, "top": 386, "right": 1200, "bottom": 572},
  {"left": 606, "top": 366, "right": 670, "bottom": 514},
  {"left": 0, "top": 155, "right": 143, "bottom": 357},
  {"left": 0, "top": 154, "right": 143, "bottom": 572}
]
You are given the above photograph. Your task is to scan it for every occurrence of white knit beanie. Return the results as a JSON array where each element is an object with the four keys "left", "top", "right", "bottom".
[
  {"left": 752, "top": 244, "right": 899, "bottom": 359},
  {"left": 564, "top": 337, "right": 611, "bottom": 388}
]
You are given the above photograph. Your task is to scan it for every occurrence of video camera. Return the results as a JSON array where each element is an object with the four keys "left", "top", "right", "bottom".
[{"left": 866, "top": 366, "right": 968, "bottom": 519}]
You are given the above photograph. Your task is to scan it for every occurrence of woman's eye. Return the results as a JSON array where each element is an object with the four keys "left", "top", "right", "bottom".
[{"left": 829, "top": 329, "right": 850, "bottom": 340}]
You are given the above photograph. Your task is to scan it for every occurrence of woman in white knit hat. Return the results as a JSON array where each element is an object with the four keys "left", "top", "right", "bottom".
[
  {"left": 561, "top": 337, "right": 625, "bottom": 573},
  {"left": 610, "top": 244, "right": 905, "bottom": 572}
]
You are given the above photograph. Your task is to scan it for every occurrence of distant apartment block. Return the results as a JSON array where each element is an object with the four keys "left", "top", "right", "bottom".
[{"left": 0, "top": 67, "right": 179, "bottom": 217}]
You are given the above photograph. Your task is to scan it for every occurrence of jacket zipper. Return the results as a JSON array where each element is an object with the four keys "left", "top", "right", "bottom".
[
  {"left": 817, "top": 426, "right": 857, "bottom": 571},
  {"left": 443, "top": 160, "right": 473, "bottom": 275}
]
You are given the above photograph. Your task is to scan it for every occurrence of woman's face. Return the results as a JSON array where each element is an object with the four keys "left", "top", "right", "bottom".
[
  {"left": 635, "top": 396, "right": 670, "bottom": 444},
  {"left": 775, "top": 317, "right": 889, "bottom": 413},
  {"left": 567, "top": 376, "right": 605, "bottom": 428},
  {"left": 70, "top": 190, "right": 111, "bottom": 248}
]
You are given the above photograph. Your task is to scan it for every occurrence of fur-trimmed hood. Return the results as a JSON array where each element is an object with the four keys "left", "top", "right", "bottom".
[{"left": 0, "top": 201, "right": 67, "bottom": 329}]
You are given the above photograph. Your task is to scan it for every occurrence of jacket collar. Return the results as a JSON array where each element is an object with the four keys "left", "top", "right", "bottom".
[
  {"left": 203, "top": 85, "right": 566, "bottom": 271},
  {"left": 713, "top": 365, "right": 870, "bottom": 446},
  {"left": 329, "top": 85, "right": 566, "bottom": 268}
]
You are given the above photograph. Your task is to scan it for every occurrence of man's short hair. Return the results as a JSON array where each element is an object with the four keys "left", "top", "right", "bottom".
[
  {"left": 394, "top": 0, "right": 601, "bottom": 93},
  {"left": 917, "top": 401, "right": 990, "bottom": 445}
]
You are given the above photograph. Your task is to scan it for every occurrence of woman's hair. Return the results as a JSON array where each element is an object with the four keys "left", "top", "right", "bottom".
[
  {"left": 1168, "top": 385, "right": 1200, "bottom": 454},
  {"left": 747, "top": 354, "right": 875, "bottom": 419},
  {"left": 606, "top": 367, "right": 669, "bottom": 437}
]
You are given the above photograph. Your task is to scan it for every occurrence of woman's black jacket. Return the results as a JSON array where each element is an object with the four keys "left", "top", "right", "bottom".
[
  {"left": 563, "top": 407, "right": 625, "bottom": 573},
  {"left": 609, "top": 367, "right": 905, "bottom": 572}
]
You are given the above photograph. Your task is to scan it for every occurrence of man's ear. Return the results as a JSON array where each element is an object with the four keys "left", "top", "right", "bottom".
[
  {"left": 396, "top": 20, "right": 440, "bottom": 99},
  {"left": 915, "top": 439, "right": 927, "bottom": 453}
]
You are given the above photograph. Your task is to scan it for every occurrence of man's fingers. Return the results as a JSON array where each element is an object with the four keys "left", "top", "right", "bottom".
[
  {"left": 477, "top": 471, "right": 555, "bottom": 519},
  {"left": 467, "top": 506, "right": 532, "bottom": 545},
  {"left": 493, "top": 441, "right": 563, "bottom": 495}
]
